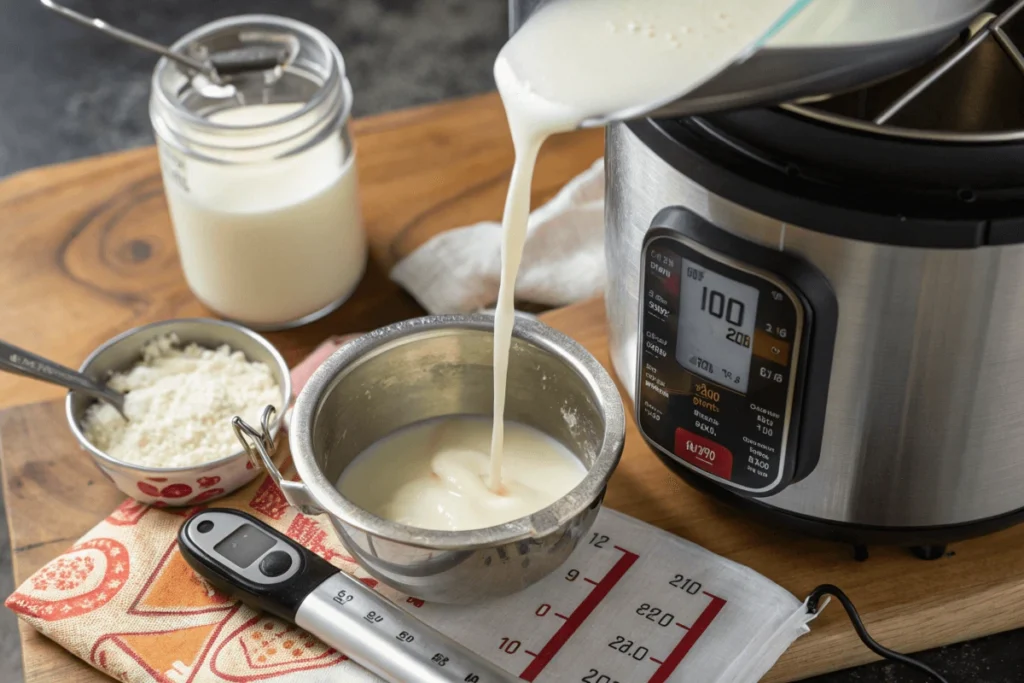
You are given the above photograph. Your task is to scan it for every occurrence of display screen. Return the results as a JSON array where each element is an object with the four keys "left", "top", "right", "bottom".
[
  {"left": 676, "top": 258, "right": 760, "bottom": 393},
  {"left": 214, "top": 524, "right": 276, "bottom": 568}
]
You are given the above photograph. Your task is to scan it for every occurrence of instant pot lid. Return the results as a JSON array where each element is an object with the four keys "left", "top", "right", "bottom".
[{"left": 638, "top": 0, "right": 1024, "bottom": 248}]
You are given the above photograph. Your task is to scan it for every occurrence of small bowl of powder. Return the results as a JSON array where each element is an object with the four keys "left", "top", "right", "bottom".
[{"left": 65, "top": 319, "right": 291, "bottom": 507}]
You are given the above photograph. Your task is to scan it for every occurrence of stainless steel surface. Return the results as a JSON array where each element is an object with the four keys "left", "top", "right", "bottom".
[
  {"left": 476, "top": 308, "right": 540, "bottom": 322},
  {"left": 785, "top": 0, "right": 1024, "bottom": 141},
  {"left": 508, "top": 0, "right": 990, "bottom": 125},
  {"left": 65, "top": 318, "right": 291, "bottom": 507},
  {"left": 605, "top": 122, "right": 1024, "bottom": 527},
  {"left": 275, "top": 314, "right": 626, "bottom": 603},
  {"left": 39, "top": 0, "right": 216, "bottom": 79},
  {"left": 0, "top": 339, "right": 126, "bottom": 418},
  {"left": 297, "top": 574, "right": 520, "bottom": 682}
]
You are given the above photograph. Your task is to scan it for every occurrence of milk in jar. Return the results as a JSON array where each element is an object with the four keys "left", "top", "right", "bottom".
[{"left": 150, "top": 16, "right": 366, "bottom": 329}]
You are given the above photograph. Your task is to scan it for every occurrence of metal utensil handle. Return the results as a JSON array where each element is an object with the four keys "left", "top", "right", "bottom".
[
  {"left": 39, "top": 0, "right": 216, "bottom": 79},
  {"left": 233, "top": 406, "right": 323, "bottom": 515},
  {"left": 0, "top": 340, "right": 126, "bottom": 416},
  {"left": 298, "top": 573, "right": 522, "bottom": 683}
]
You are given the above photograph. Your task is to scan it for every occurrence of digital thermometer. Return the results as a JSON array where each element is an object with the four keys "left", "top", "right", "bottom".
[{"left": 178, "top": 508, "right": 520, "bottom": 683}]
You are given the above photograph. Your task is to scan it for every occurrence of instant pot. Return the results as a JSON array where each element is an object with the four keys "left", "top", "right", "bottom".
[{"left": 514, "top": 0, "right": 1024, "bottom": 546}]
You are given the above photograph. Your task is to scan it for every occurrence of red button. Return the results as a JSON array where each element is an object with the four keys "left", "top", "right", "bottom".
[{"left": 674, "top": 428, "right": 734, "bottom": 480}]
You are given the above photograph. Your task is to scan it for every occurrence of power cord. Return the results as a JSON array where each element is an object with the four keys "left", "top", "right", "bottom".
[{"left": 806, "top": 584, "right": 950, "bottom": 683}]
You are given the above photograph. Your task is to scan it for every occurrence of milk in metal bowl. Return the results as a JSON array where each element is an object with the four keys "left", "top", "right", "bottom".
[{"left": 337, "top": 417, "right": 586, "bottom": 532}]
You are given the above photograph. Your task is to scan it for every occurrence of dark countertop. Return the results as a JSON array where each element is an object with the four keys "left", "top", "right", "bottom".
[
  {"left": 0, "top": 0, "right": 507, "bottom": 176},
  {"left": 0, "top": 1, "right": 1022, "bottom": 681}
]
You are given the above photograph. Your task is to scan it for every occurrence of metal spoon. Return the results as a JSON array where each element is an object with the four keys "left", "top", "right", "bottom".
[
  {"left": 38, "top": 0, "right": 289, "bottom": 80},
  {"left": 0, "top": 340, "right": 127, "bottom": 419},
  {"left": 39, "top": 0, "right": 217, "bottom": 80}
]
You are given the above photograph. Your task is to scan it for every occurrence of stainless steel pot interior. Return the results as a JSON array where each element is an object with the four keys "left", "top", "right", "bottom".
[
  {"left": 786, "top": 0, "right": 1024, "bottom": 141},
  {"left": 290, "top": 315, "right": 625, "bottom": 549}
]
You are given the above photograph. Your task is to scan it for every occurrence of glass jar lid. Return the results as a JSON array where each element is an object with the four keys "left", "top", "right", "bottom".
[{"left": 150, "top": 15, "right": 353, "bottom": 163}]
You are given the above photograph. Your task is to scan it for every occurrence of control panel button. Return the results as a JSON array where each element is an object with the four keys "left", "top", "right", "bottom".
[
  {"left": 674, "top": 428, "right": 734, "bottom": 480},
  {"left": 753, "top": 329, "right": 791, "bottom": 366},
  {"left": 259, "top": 550, "right": 292, "bottom": 578}
]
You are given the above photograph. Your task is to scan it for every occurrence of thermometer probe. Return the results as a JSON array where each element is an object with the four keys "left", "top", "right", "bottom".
[{"left": 178, "top": 509, "right": 520, "bottom": 683}]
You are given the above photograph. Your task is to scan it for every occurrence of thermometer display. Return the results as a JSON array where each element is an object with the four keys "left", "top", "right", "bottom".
[{"left": 677, "top": 258, "right": 760, "bottom": 393}]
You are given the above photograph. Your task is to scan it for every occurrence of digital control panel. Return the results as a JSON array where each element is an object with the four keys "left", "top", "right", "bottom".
[{"left": 636, "top": 209, "right": 837, "bottom": 497}]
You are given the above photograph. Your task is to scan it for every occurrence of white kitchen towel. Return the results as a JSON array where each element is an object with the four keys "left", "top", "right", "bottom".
[{"left": 390, "top": 158, "right": 606, "bottom": 314}]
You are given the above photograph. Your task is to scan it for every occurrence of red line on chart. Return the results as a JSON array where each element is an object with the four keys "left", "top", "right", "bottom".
[
  {"left": 525, "top": 651, "right": 538, "bottom": 657},
  {"left": 650, "top": 657, "right": 664, "bottom": 665},
  {"left": 648, "top": 592, "right": 727, "bottom": 683},
  {"left": 675, "top": 623, "right": 689, "bottom": 629},
  {"left": 554, "top": 613, "right": 568, "bottom": 620},
  {"left": 583, "top": 578, "right": 598, "bottom": 585},
  {"left": 519, "top": 547, "right": 640, "bottom": 682}
]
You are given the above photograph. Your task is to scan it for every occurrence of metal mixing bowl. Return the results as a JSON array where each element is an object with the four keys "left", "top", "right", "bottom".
[
  {"left": 66, "top": 319, "right": 291, "bottom": 507},
  {"left": 245, "top": 314, "right": 625, "bottom": 603}
]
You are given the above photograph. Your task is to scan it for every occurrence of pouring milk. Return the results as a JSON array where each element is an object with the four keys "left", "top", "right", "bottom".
[
  {"left": 487, "top": 0, "right": 798, "bottom": 489},
  {"left": 337, "top": 0, "right": 802, "bottom": 527}
]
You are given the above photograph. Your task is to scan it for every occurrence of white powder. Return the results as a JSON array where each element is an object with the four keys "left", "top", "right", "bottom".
[{"left": 83, "top": 334, "right": 281, "bottom": 468}]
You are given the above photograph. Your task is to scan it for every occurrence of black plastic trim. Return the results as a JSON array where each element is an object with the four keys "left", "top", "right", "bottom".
[
  {"left": 179, "top": 509, "right": 339, "bottom": 622},
  {"left": 627, "top": 117, "right": 1005, "bottom": 248},
  {"left": 664, "top": 462, "right": 1024, "bottom": 546},
  {"left": 640, "top": 209, "right": 837, "bottom": 496}
]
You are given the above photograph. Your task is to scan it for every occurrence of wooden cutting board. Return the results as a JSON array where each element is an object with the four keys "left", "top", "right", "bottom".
[
  {"left": 1, "top": 91, "right": 1023, "bottom": 683},
  {"left": 5, "top": 298, "right": 1024, "bottom": 682}
]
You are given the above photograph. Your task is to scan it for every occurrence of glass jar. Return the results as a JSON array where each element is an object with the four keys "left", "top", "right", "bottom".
[{"left": 150, "top": 15, "right": 367, "bottom": 330}]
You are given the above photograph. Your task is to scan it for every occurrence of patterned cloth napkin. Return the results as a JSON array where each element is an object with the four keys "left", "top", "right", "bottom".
[{"left": 5, "top": 336, "right": 397, "bottom": 683}]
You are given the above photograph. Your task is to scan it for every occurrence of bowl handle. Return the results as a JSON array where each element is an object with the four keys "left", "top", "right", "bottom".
[{"left": 232, "top": 406, "right": 324, "bottom": 516}]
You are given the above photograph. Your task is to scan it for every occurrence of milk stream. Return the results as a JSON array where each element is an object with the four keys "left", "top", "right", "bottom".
[
  {"left": 488, "top": 0, "right": 796, "bottom": 490},
  {"left": 337, "top": 417, "right": 587, "bottom": 532},
  {"left": 487, "top": 132, "right": 548, "bottom": 492}
]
